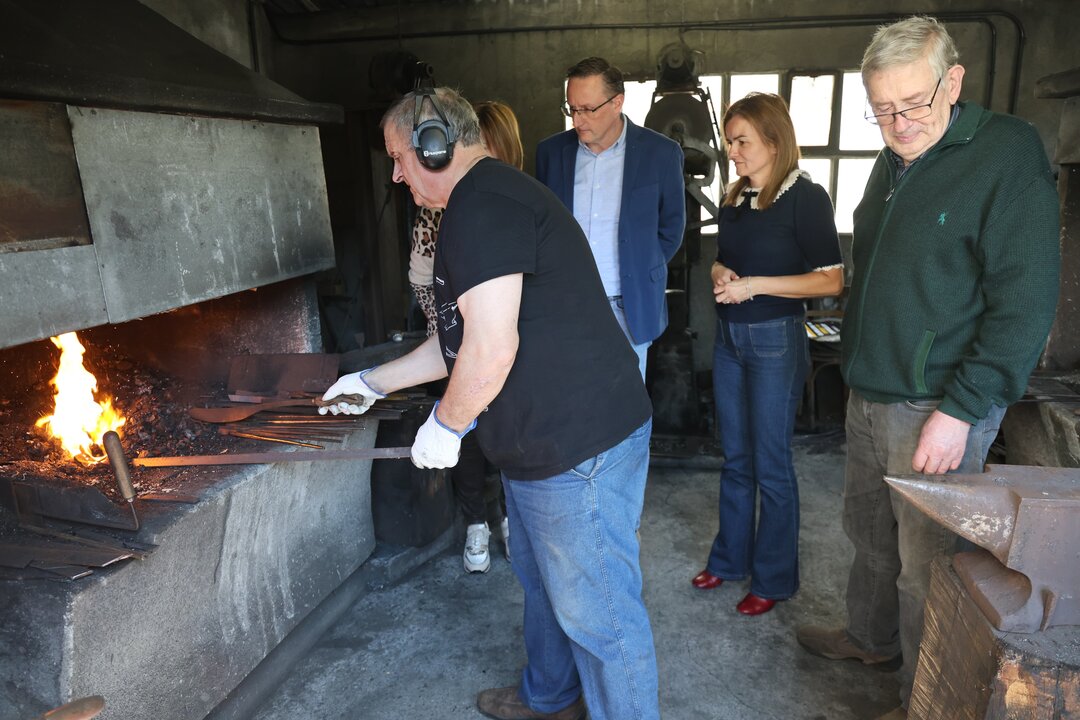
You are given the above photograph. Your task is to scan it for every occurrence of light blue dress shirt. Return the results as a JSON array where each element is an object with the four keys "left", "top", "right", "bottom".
[{"left": 573, "top": 116, "right": 629, "bottom": 298}]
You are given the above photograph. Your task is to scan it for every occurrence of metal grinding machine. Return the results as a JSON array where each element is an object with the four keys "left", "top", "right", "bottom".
[{"left": 642, "top": 43, "right": 725, "bottom": 439}]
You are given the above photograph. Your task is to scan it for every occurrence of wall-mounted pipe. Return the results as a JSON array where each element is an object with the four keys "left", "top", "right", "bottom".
[
  {"left": 265, "top": 10, "right": 1025, "bottom": 114},
  {"left": 248, "top": 0, "right": 262, "bottom": 74}
]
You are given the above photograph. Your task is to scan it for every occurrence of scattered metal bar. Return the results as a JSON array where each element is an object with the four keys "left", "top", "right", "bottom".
[
  {"left": 240, "top": 424, "right": 342, "bottom": 433},
  {"left": 0, "top": 543, "right": 134, "bottom": 569},
  {"left": 220, "top": 429, "right": 324, "bottom": 449},
  {"left": 228, "top": 393, "right": 301, "bottom": 403},
  {"left": 237, "top": 432, "right": 341, "bottom": 444},
  {"left": 138, "top": 492, "right": 199, "bottom": 503},
  {"left": 246, "top": 436, "right": 340, "bottom": 445},
  {"left": 241, "top": 419, "right": 350, "bottom": 428},
  {"left": 255, "top": 416, "right": 362, "bottom": 423},
  {"left": 0, "top": 478, "right": 146, "bottom": 531},
  {"left": 29, "top": 563, "right": 93, "bottom": 580},
  {"left": 241, "top": 422, "right": 345, "bottom": 431},
  {"left": 34, "top": 694, "right": 105, "bottom": 720},
  {"left": 22, "top": 525, "right": 152, "bottom": 560}
]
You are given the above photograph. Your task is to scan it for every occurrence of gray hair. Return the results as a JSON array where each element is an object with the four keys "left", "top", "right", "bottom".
[
  {"left": 380, "top": 87, "right": 483, "bottom": 148},
  {"left": 861, "top": 16, "right": 959, "bottom": 83}
]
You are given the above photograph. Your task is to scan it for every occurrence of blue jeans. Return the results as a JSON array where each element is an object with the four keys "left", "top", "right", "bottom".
[
  {"left": 707, "top": 315, "right": 808, "bottom": 599},
  {"left": 502, "top": 419, "right": 658, "bottom": 720},
  {"left": 842, "top": 391, "right": 1005, "bottom": 707}
]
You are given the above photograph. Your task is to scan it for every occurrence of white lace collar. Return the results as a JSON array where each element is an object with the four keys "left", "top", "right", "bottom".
[{"left": 731, "top": 169, "right": 808, "bottom": 209}]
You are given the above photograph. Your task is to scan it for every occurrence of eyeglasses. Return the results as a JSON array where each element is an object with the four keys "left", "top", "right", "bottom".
[
  {"left": 561, "top": 95, "right": 618, "bottom": 118},
  {"left": 864, "top": 78, "right": 942, "bottom": 126}
]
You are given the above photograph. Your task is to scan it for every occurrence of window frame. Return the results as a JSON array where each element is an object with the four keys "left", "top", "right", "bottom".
[
  {"left": 564, "top": 69, "right": 882, "bottom": 235},
  {"left": 780, "top": 69, "right": 882, "bottom": 233}
]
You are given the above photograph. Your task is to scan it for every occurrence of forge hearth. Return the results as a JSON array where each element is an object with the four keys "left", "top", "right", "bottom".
[
  {"left": 0, "top": 342, "right": 229, "bottom": 504},
  {"left": 0, "top": 279, "right": 321, "bottom": 503},
  {"left": 1, "top": 424, "right": 378, "bottom": 720},
  {"left": 0, "top": 280, "right": 382, "bottom": 720},
  {"left": 0, "top": 6, "right": 358, "bottom": 713}
]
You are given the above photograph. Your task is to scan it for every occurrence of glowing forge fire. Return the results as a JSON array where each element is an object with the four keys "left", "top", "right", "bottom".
[{"left": 35, "top": 332, "right": 126, "bottom": 465}]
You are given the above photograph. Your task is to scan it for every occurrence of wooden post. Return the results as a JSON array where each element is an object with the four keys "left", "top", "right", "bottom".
[{"left": 909, "top": 557, "right": 1080, "bottom": 719}]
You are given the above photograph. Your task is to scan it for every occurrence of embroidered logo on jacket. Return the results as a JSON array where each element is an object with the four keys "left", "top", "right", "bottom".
[{"left": 937, "top": 211, "right": 948, "bottom": 226}]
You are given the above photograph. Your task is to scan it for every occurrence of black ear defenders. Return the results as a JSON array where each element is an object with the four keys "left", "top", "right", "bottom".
[{"left": 411, "top": 88, "right": 457, "bottom": 171}]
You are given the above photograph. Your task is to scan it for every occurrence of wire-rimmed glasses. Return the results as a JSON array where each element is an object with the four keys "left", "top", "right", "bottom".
[
  {"left": 561, "top": 95, "right": 618, "bottom": 118},
  {"left": 864, "top": 78, "right": 942, "bottom": 126}
]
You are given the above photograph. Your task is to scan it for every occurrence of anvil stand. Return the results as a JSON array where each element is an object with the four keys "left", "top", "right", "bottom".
[{"left": 884, "top": 466, "right": 1080, "bottom": 719}]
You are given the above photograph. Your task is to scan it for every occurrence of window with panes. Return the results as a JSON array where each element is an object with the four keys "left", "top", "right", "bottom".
[{"left": 565, "top": 71, "right": 883, "bottom": 233}]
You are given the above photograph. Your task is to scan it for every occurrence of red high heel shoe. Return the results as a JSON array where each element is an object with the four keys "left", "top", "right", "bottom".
[
  {"left": 691, "top": 570, "right": 724, "bottom": 590},
  {"left": 736, "top": 593, "right": 777, "bottom": 615}
]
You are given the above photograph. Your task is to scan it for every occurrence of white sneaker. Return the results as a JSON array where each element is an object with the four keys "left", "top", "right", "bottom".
[
  {"left": 463, "top": 523, "right": 491, "bottom": 573},
  {"left": 499, "top": 517, "right": 511, "bottom": 562}
]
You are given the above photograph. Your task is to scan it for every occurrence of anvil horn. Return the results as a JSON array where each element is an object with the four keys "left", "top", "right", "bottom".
[
  {"left": 884, "top": 475, "right": 1018, "bottom": 563},
  {"left": 886, "top": 467, "right": 1080, "bottom": 632}
]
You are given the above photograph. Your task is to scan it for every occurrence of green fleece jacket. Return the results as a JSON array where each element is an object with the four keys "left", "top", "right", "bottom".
[{"left": 841, "top": 102, "right": 1060, "bottom": 424}]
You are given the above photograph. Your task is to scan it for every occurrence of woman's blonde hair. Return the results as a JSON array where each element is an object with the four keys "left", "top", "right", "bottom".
[
  {"left": 474, "top": 100, "right": 524, "bottom": 170},
  {"left": 721, "top": 93, "right": 800, "bottom": 210}
]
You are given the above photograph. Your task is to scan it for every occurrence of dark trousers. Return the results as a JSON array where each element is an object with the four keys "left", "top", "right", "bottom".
[
  {"left": 453, "top": 433, "right": 502, "bottom": 525},
  {"left": 842, "top": 391, "right": 1005, "bottom": 707}
]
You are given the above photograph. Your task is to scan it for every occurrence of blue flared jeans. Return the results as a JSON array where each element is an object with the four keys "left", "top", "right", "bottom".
[
  {"left": 707, "top": 315, "right": 808, "bottom": 599},
  {"left": 502, "top": 419, "right": 659, "bottom": 720}
]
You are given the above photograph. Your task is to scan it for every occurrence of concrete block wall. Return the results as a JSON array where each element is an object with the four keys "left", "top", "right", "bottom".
[
  {"left": 267, "top": 0, "right": 1080, "bottom": 173},
  {"left": 1, "top": 422, "right": 378, "bottom": 720}
]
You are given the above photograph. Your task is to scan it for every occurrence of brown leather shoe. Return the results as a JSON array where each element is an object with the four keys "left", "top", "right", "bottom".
[
  {"left": 476, "top": 686, "right": 586, "bottom": 720},
  {"left": 795, "top": 626, "right": 900, "bottom": 669}
]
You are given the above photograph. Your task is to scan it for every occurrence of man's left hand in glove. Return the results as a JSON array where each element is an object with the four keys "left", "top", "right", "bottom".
[{"left": 411, "top": 400, "right": 477, "bottom": 469}]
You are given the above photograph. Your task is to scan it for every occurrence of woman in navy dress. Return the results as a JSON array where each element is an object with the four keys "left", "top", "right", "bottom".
[{"left": 692, "top": 93, "right": 843, "bottom": 615}]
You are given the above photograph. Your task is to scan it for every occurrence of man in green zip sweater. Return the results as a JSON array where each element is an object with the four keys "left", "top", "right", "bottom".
[{"left": 795, "top": 16, "right": 1060, "bottom": 720}]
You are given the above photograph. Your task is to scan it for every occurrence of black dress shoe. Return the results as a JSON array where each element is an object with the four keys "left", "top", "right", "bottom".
[
  {"left": 476, "top": 686, "right": 586, "bottom": 720},
  {"left": 692, "top": 569, "right": 724, "bottom": 590}
]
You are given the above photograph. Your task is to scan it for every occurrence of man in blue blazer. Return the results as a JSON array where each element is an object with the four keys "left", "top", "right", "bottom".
[{"left": 536, "top": 57, "right": 686, "bottom": 377}]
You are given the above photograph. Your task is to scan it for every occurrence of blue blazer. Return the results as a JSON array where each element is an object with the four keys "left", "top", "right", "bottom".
[{"left": 535, "top": 120, "right": 686, "bottom": 344}]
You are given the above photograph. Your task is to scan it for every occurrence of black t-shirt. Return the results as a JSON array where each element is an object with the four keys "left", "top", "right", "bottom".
[{"left": 433, "top": 158, "right": 651, "bottom": 480}]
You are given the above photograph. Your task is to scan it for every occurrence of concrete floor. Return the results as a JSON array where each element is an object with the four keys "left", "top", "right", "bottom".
[{"left": 252, "top": 432, "right": 900, "bottom": 720}]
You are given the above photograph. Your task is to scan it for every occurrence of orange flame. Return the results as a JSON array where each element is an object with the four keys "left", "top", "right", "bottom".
[{"left": 35, "top": 332, "right": 126, "bottom": 465}]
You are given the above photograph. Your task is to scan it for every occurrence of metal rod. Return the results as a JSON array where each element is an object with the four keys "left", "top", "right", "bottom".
[
  {"left": 241, "top": 433, "right": 342, "bottom": 443},
  {"left": 233, "top": 428, "right": 335, "bottom": 438},
  {"left": 251, "top": 418, "right": 359, "bottom": 425},
  {"left": 22, "top": 525, "right": 149, "bottom": 560},
  {"left": 221, "top": 430, "right": 324, "bottom": 449},
  {"left": 229, "top": 426, "right": 345, "bottom": 440},
  {"left": 132, "top": 447, "right": 413, "bottom": 467}
]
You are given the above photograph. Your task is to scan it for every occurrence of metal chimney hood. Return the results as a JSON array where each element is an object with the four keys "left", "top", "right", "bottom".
[{"left": 0, "top": 0, "right": 343, "bottom": 350}]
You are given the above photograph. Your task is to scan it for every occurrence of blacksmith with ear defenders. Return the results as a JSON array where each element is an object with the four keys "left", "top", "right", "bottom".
[
  {"left": 320, "top": 86, "right": 660, "bottom": 720},
  {"left": 795, "top": 15, "right": 1060, "bottom": 720}
]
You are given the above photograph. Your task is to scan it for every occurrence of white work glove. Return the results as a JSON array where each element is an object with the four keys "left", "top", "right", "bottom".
[
  {"left": 411, "top": 400, "right": 477, "bottom": 469},
  {"left": 319, "top": 368, "right": 385, "bottom": 415}
]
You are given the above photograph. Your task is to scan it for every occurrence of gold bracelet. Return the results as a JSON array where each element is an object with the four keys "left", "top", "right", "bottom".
[{"left": 746, "top": 277, "right": 754, "bottom": 300}]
